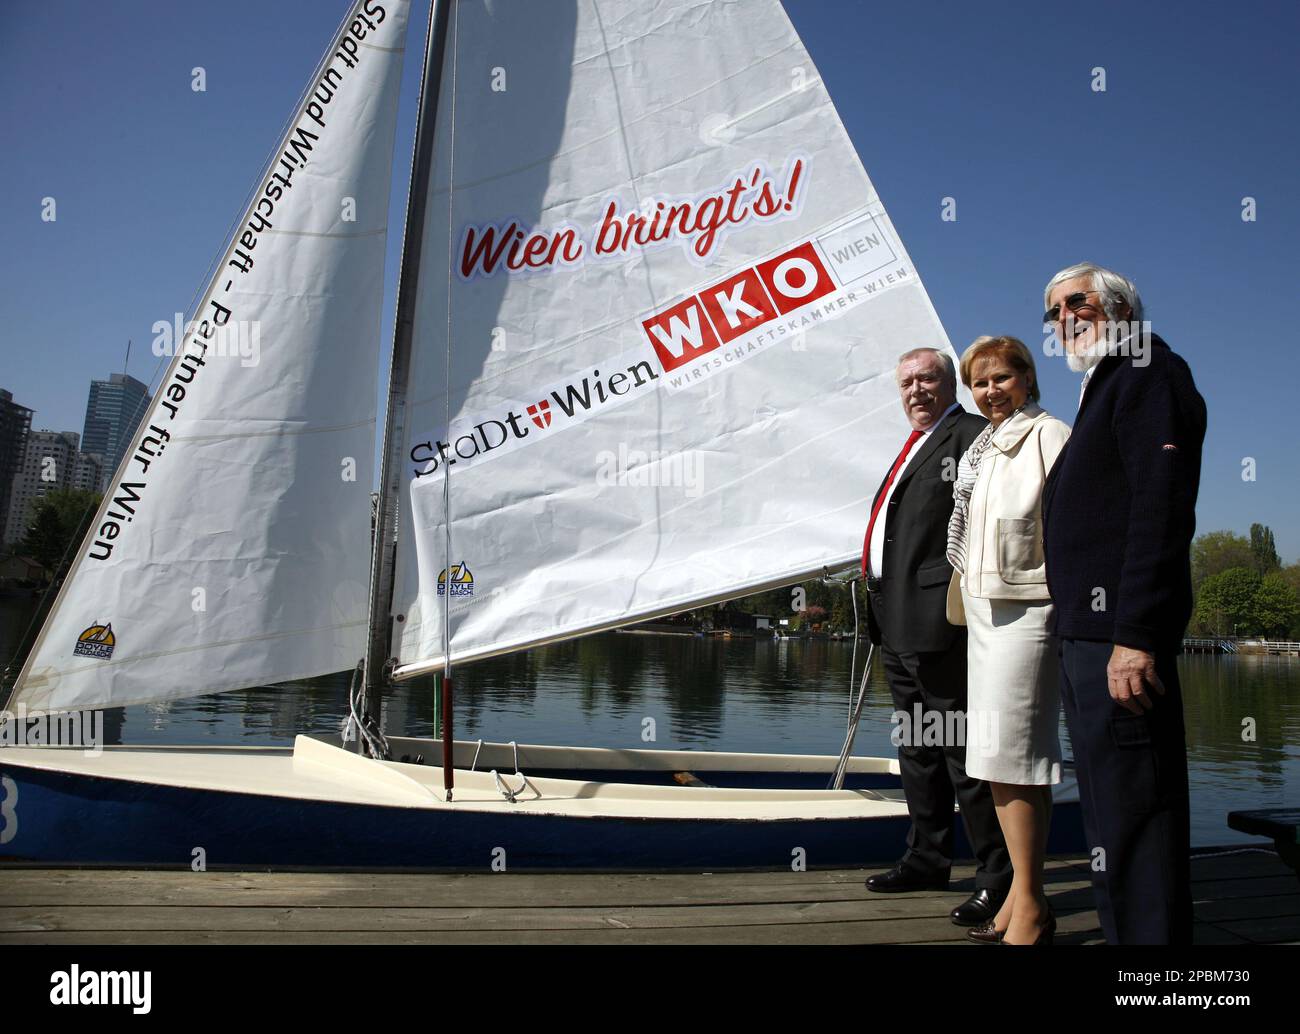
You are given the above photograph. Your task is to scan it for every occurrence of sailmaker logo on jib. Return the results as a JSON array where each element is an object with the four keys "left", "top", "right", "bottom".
[
  {"left": 436, "top": 563, "right": 474, "bottom": 598},
  {"left": 74, "top": 623, "right": 116, "bottom": 660}
]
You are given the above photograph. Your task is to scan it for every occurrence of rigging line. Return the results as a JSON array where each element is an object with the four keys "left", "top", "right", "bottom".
[
  {"left": 440, "top": 0, "right": 461, "bottom": 800},
  {"left": 849, "top": 578, "right": 859, "bottom": 726}
]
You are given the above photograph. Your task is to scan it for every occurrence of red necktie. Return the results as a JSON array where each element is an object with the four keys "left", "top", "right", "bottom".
[{"left": 862, "top": 429, "right": 923, "bottom": 577}]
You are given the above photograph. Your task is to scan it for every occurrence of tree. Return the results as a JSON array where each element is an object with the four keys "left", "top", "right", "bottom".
[
  {"left": 19, "top": 488, "right": 101, "bottom": 579},
  {"left": 1193, "top": 567, "right": 1259, "bottom": 636},
  {"left": 1249, "top": 523, "right": 1281, "bottom": 574},
  {"left": 1282, "top": 564, "right": 1300, "bottom": 639},
  {"left": 829, "top": 595, "right": 852, "bottom": 632},
  {"left": 1281, "top": 563, "right": 1300, "bottom": 596},
  {"left": 1251, "top": 573, "right": 1300, "bottom": 639},
  {"left": 1190, "top": 531, "right": 1253, "bottom": 590}
]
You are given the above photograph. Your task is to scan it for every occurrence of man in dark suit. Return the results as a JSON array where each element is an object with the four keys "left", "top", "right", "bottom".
[
  {"left": 862, "top": 347, "right": 1012, "bottom": 925},
  {"left": 1041, "top": 262, "right": 1206, "bottom": 944}
]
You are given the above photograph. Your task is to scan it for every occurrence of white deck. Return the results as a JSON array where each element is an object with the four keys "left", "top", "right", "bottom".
[{"left": 1, "top": 737, "right": 937, "bottom": 822}]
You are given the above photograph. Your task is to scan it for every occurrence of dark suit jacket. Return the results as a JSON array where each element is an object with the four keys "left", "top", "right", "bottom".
[
  {"left": 1042, "top": 335, "right": 1206, "bottom": 653},
  {"left": 865, "top": 405, "right": 988, "bottom": 653}
]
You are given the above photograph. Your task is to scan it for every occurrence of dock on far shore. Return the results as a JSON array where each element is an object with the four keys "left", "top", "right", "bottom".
[{"left": 1, "top": 848, "right": 1295, "bottom": 945}]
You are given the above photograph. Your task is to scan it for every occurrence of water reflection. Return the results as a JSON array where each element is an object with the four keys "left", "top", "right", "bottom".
[{"left": 1, "top": 591, "right": 1295, "bottom": 848}]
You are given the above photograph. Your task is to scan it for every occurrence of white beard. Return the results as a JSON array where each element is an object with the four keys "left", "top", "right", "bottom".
[
  {"left": 1065, "top": 327, "right": 1129, "bottom": 373},
  {"left": 1066, "top": 350, "right": 1103, "bottom": 373}
]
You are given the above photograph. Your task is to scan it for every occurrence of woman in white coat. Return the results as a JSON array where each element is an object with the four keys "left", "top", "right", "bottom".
[{"left": 946, "top": 336, "right": 1070, "bottom": 945}]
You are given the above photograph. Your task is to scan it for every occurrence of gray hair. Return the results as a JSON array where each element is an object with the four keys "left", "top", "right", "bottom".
[
  {"left": 896, "top": 347, "right": 956, "bottom": 388},
  {"left": 1044, "top": 262, "right": 1144, "bottom": 322}
]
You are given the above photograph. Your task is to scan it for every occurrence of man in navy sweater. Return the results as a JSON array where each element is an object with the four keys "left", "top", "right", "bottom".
[{"left": 1041, "top": 262, "right": 1206, "bottom": 945}]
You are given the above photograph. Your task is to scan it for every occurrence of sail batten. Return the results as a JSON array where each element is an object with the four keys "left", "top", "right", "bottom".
[
  {"left": 9, "top": 0, "right": 413, "bottom": 715},
  {"left": 388, "top": 0, "right": 955, "bottom": 675}
]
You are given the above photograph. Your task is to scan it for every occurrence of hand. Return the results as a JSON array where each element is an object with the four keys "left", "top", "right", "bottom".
[{"left": 1107, "top": 645, "right": 1165, "bottom": 714}]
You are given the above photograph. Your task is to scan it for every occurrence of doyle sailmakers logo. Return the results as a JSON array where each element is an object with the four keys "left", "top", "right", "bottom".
[
  {"left": 437, "top": 563, "right": 474, "bottom": 597},
  {"left": 73, "top": 623, "right": 116, "bottom": 660},
  {"left": 640, "top": 210, "right": 910, "bottom": 390}
]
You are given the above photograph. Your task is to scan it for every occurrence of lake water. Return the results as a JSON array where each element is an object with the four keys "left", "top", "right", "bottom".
[{"left": 2, "top": 596, "right": 1295, "bottom": 847}]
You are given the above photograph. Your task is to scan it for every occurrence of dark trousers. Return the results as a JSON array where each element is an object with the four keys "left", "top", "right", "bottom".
[
  {"left": 1058, "top": 638, "right": 1193, "bottom": 944},
  {"left": 874, "top": 612, "right": 1010, "bottom": 890}
]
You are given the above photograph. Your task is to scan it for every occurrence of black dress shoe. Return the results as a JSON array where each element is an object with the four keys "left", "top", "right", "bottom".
[
  {"left": 950, "top": 886, "right": 1007, "bottom": 926},
  {"left": 1001, "top": 906, "right": 1056, "bottom": 946},
  {"left": 865, "top": 865, "right": 950, "bottom": 893}
]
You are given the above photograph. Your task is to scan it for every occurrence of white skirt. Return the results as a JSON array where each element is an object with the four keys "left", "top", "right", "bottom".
[{"left": 961, "top": 586, "right": 1062, "bottom": 785}]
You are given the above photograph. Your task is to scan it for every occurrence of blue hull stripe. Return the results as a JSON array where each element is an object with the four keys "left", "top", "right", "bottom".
[{"left": 0, "top": 761, "right": 1087, "bottom": 870}]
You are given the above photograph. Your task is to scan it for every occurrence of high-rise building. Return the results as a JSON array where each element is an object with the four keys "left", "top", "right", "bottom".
[
  {"left": 72, "top": 451, "right": 104, "bottom": 494},
  {"left": 0, "top": 389, "right": 34, "bottom": 546},
  {"left": 82, "top": 373, "right": 150, "bottom": 490},
  {"left": 4, "top": 430, "right": 85, "bottom": 546}
]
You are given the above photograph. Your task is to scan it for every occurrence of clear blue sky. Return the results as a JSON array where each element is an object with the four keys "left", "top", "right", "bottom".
[{"left": 1, "top": 0, "right": 1296, "bottom": 558}]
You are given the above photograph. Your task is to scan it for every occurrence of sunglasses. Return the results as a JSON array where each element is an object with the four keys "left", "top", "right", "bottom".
[{"left": 1043, "top": 291, "right": 1098, "bottom": 325}]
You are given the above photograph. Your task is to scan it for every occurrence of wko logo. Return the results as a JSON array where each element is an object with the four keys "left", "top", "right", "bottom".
[{"left": 641, "top": 241, "right": 834, "bottom": 373}]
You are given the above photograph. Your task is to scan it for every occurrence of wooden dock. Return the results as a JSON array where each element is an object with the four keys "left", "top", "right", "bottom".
[{"left": 1, "top": 848, "right": 1295, "bottom": 944}]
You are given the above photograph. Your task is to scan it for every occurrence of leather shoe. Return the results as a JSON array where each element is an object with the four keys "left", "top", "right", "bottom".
[
  {"left": 965, "top": 917, "right": 1005, "bottom": 944},
  {"left": 950, "top": 886, "right": 1007, "bottom": 926},
  {"left": 865, "top": 865, "right": 949, "bottom": 893},
  {"left": 1002, "top": 907, "right": 1056, "bottom": 946}
]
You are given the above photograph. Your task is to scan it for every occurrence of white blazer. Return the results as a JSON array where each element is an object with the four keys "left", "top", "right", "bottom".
[{"left": 960, "top": 402, "right": 1070, "bottom": 601}]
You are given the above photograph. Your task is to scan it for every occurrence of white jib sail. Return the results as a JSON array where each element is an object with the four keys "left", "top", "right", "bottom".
[
  {"left": 390, "top": 0, "right": 956, "bottom": 678},
  {"left": 10, "top": 0, "right": 412, "bottom": 713}
]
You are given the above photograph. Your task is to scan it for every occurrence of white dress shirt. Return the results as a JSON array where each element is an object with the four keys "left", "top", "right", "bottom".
[{"left": 868, "top": 401, "right": 960, "bottom": 577}]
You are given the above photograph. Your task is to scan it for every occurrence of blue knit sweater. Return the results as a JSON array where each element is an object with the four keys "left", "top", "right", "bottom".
[{"left": 1042, "top": 335, "right": 1207, "bottom": 653}]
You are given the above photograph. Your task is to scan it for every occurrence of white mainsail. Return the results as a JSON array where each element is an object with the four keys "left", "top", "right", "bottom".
[
  {"left": 10, "top": 0, "right": 412, "bottom": 713},
  {"left": 389, "top": 0, "right": 955, "bottom": 678}
]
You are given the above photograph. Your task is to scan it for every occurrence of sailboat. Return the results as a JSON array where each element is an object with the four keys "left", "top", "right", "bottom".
[{"left": 0, "top": 0, "right": 1082, "bottom": 869}]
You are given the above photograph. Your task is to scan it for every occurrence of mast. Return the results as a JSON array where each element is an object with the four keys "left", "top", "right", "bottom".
[{"left": 362, "top": 0, "right": 454, "bottom": 743}]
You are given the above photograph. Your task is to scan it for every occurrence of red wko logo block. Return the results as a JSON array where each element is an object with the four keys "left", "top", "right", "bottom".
[{"left": 642, "top": 241, "right": 835, "bottom": 373}]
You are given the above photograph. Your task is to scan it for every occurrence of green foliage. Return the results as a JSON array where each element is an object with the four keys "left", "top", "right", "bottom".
[
  {"left": 1192, "top": 567, "right": 1259, "bottom": 636},
  {"left": 1190, "top": 530, "right": 1300, "bottom": 639},
  {"left": 1282, "top": 564, "right": 1300, "bottom": 639},
  {"left": 1191, "top": 531, "right": 1253, "bottom": 590},
  {"left": 1251, "top": 573, "right": 1300, "bottom": 638},
  {"left": 18, "top": 488, "right": 101, "bottom": 578},
  {"left": 682, "top": 576, "right": 862, "bottom": 633},
  {"left": 1249, "top": 523, "right": 1281, "bottom": 574}
]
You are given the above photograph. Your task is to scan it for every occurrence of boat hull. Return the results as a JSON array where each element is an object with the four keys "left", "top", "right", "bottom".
[{"left": 0, "top": 740, "right": 1087, "bottom": 870}]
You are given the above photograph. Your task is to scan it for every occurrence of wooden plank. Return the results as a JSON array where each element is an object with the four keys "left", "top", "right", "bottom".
[
  {"left": 1187, "top": 852, "right": 1290, "bottom": 880},
  {"left": 1213, "top": 914, "right": 1300, "bottom": 944},
  {"left": 0, "top": 864, "right": 1092, "bottom": 910},
  {"left": 1194, "top": 893, "right": 1300, "bottom": 924},
  {"left": 0, "top": 916, "right": 1046, "bottom": 946},
  {"left": 0, "top": 856, "right": 1086, "bottom": 884},
  {"left": 0, "top": 915, "right": 1104, "bottom": 946},
  {"left": 1188, "top": 923, "right": 1252, "bottom": 945},
  {"left": 0, "top": 894, "right": 1091, "bottom": 935},
  {"left": 0, "top": 851, "right": 1281, "bottom": 946},
  {"left": 1192, "top": 876, "right": 1300, "bottom": 903}
]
